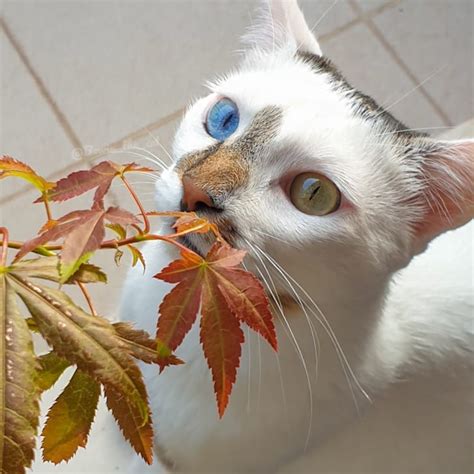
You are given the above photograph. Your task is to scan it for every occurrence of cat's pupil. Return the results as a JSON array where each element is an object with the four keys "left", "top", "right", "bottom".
[
  {"left": 290, "top": 172, "right": 341, "bottom": 216},
  {"left": 309, "top": 184, "right": 321, "bottom": 201},
  {"left": 223, "top": 114, "right": 233, "bottom": 129}
]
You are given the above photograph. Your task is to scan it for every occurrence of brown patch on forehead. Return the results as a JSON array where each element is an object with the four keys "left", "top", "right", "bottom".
[{"left": 175, "top": 106, "right": 282, "bottom": 202}]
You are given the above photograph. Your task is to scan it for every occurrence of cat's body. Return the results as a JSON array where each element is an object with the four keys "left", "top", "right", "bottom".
[
  {"left": 121, "top": 218, "right": 472, "bottom": 473},
  {"left": 117, "top": 1, "right": 473, "bottom": 472}
]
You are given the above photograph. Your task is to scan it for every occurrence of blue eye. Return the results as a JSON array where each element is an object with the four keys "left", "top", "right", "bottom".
[{"left": 205, "top": 98, "right": 239, "bottom": 141}]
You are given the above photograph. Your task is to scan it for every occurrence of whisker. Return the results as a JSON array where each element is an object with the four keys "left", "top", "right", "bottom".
[
  {"left": 244, "top": 240, "right": 315, "bottom": 450},
  {"left": 249, "top": 241, "right": 320, "bottom": 376},
  {"left": 375, "top": 64, "right": 448, "bottom": 118},
  {"left": 250, "top": 242, "right": 321, "bottom": 400},
  {"left": 310, "top": 0, "right": 340, "bottom": 36},
  {"left": 251, "top": 242, "right": 371, "bottom": 412},
  {"left": 146, "top": 127, "right": 175, "bottom": 164},
  {"left": 131, "top": 145, "right": 170, "bottom": 169},
  {"left": 245, "top": 324, "right": 252, "bottom": 414},
  {"left": 257, "top": 332, "right": 262, "bottom": 413},
  {"left": 243, "top": 260, "right": 286, "bottom": 415},
  {"left": 373, "top": 125, "right": 454, "bottom": 138},
  {"left": 109, "top": 149, "right": 166, "bottom": 171},
  {"left": 252, "top": 228, "right": 300, "bottom": 249}
]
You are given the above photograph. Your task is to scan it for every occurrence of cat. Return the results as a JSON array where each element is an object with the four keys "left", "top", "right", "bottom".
[{"left": 118, "top": 1, "right": 473, "bottom": 472}]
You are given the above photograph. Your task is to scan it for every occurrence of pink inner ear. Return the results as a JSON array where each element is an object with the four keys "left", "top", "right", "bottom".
[{"left": 414, "top": 140, "right": 474, "bottom": 248}]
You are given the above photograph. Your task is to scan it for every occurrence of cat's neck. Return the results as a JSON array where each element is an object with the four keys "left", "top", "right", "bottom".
[{"left": 267, "top": 253, "right": 395, "bottom": 414}]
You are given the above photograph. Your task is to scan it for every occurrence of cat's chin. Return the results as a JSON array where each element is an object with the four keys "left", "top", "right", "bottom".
[{"left": 179, "top": 234, "right": 209, "bottom": 257}]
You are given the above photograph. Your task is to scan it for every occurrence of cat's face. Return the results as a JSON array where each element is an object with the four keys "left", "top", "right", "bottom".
[{"left": 155, "top": 0, "right": 472, "bottom": 309}]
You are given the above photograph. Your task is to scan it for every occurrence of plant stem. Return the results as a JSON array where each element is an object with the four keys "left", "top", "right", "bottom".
[
  {"left": 0, "top": 227, "right": 9, "bottom": 266},
  {"left": 42, "top": 195, "right": 53, "bottom": 221},
  {"left": 76, "top": 281, "right": 98, "bottom": 316},
  {"left": 8, "top": 231, "right": 198, "bottom": 259},
  {"left": 121, "top": 175, "right": 150, "bottom": 234}
]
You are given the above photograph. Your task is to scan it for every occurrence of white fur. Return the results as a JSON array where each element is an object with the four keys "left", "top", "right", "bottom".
[{"left": 114, "top": 1, "right": 473, "bottom": 472}]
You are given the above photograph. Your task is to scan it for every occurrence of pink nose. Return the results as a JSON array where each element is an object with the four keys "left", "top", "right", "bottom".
[{"left": 181, "top": 176, "right": 214, "bottom": 211}]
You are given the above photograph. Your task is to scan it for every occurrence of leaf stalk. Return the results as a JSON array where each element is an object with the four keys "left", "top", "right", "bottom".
[
  {"left": 121, "top": 175, "right": 150, "bottom": 234},
  {"left": 0, "top": 227, "right": 9, "bottom": 266}
]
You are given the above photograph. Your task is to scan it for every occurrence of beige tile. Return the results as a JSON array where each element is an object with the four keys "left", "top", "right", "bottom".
[
  {"left": 1, "top": 1, "right": 251, "bottom": 151},
  {"left": 0, "top": 184, "right": 91, "bottom": 243},
  {"left": 373, "top": 0, "right": 473, "bottom": 125},
  {"left": 321, "top": 22, "right": 446, "bottom": 131},
  {"left": 299, "top": 0, "right": 356, "bottom": 37},
  {"left": 2, "top": 0, "right": 357, "bottom": 154},
  {"left": 439, "top": 118, "right": 474, "bottom": 140},
  {"left": 0, "top": 28, "right": 78, "bottom": 199},
  {"left": 355, "top": 0, "right": 391, "bottom": 12}
]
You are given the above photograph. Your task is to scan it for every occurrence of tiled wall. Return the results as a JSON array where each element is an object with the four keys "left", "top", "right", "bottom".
[{"left": 1, "top": 0, "right": 473, "bottom": 316}]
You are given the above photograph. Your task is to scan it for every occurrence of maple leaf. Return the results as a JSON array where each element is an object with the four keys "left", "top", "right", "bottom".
[
  {"left": 200, "top": 271, "right": 244, "bottom": 417},
  {"left": 114, "top": 322, "right": 183, "bottom": 367},
  {"left": 106, "top": 223, "right": 127, "bottom": 240},
  {"left": 41, "top": 369, "right": 100, "bottom": 463},
  {"left": 38, "top": 161, "right": 153, "bottom": 207},
  {"left": 0, "top": 274, "right": 41, "bottom": 474},
  {"left": 10, "top": 256, "right": 107, "bottom": 285},
  {"left": 155, "top": 253, "right": 203, "bottom": 354},
  {"left": 1, "top": 255, "right": 189, "bottom": 467},
  {"left": 15, "top": 207, "right": 139, "bottom": 282},
  {"left": 37, "top": 352, "right": 71, "bottom": 393},
  {"left": 66, "top": 263, "right": 107, "bottom": 284},
  {"left": 127, "top": 245, "right": 146, "bottom": 271},
  {"left": 172, "top": 214, "right": 214, "bottom": 236},
  {"left": 0, "top": 155, "right": 54, "bottom": 193},
  {"left": 2, "top": 263, "right": 154, "bottom": 465},
  {"left": 155, "top": 242, "right": 277, "bottom": 416},
  {"left": 114, "top": 248, "right": 124, "bottom": 266}
]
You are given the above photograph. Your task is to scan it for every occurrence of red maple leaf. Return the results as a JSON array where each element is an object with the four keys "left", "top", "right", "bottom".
[
  {"left": 16, "top": 207, "right": 139, "bottom": 281},
  {"left": 36, "top": 161, "right": 153, "bottom": 207},
  {"left": 155, "top": 242, "right": 277, "bottom": 417}
]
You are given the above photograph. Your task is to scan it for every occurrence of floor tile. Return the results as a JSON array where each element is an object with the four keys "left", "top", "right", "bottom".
[
  {"left": 439, "top": 118, "right": 474, "bottom": 140},
  {"left": 2, "top": 0, "right": 357, "bottom": 154},
  {"left": 373, "top": 0, "right": 473, "bottom": 125},
  {"left": 299, "top": 0, "right": 356, "bottom": 37},
  {"left": 356, "top": 0, "right": 391, "bottom": 12},
  {"left": 1, "top": 1, "right": 253, "bottom": 151},
  {"left": 321, "top": 22, "right": 446, "bottom": 131},
  {"left": 0, "top": 29, "right": 77, "bottom": 198}
]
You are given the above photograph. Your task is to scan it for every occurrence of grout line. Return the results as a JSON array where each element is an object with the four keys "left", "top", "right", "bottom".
[
  {"left": 0, "top": 0, "right": 429, "bottom": 206},
  {"left": 0, "top": 17, "right": 84, "bottom": 150},
  {"left": 0, "top": 108, "right": 183, "bottom": 205},
  {"left": 320, "top": 0, "right": 401, "bottom": 43},
  {"left": 348, "top": 0, "right": 453, "bottom": 127},
  {"left": 77, "top": 108, "right": 184, "bottom": 165}
]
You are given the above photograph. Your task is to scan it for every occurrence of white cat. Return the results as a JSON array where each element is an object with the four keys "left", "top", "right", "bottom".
[{"left": 118, "top": 1, "right": 473, "bottom": 472}]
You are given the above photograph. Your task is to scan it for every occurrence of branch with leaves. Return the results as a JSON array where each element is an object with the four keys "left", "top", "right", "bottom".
[{"left": 0, "top": 155, "right": 277, "bottom": 473}]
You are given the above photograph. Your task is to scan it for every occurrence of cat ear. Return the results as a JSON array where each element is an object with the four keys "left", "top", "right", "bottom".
[
  {"left": 244, "top": 0, "right": 322, "bottom": 56},
  {"left": 411, "top": 138, "right": 473, "bottom": 254}
]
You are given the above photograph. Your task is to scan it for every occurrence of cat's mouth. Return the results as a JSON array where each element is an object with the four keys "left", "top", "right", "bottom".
[
  {"left": 179, "top": 234, "right": 206, "bottom": 256},
  {"left": 179, "top": 221, "right": 299, "bottom": 312},
  {"left": 177, "top": 212, "right": 238, "bottom": 256}
]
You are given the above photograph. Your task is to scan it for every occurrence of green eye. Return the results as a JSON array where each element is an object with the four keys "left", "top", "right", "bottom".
[{"left": 290, "top": 172, "right": 341, "bottom": 216}]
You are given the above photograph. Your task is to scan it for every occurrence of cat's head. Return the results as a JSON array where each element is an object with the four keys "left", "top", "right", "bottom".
[{"left": 156, "top": 0, "right": 473, "bottom": 310}]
